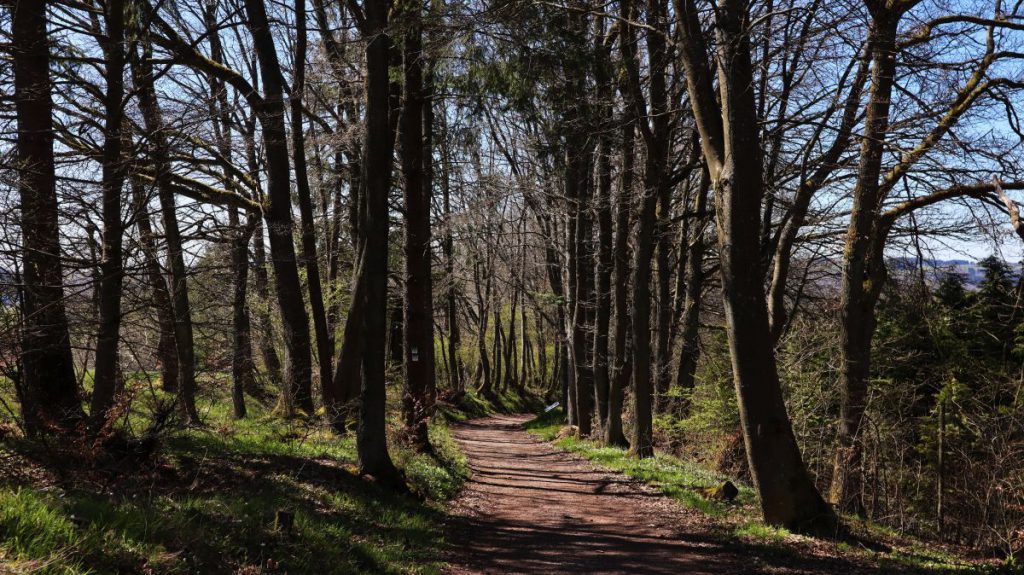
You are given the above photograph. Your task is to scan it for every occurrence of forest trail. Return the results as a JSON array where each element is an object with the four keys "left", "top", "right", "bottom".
[{"left": 444, "top": 415, "right": 743, "bottom": 574}]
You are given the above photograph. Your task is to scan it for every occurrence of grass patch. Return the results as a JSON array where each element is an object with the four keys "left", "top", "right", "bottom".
[
  {"left": 523, "top": 409, "right": 754, "bottom": 517},
  {"left": 521, "top": 406, "right": 564, "bottom": 439},
  {"left": 0, "top": 487, "right": 80, "bottom": 570},
  {"left": 436, "top": 391, "right": 492, "bottom": 423},
  {"left": 0, "top": 396, "right": 471, "bottom": 574},
  {"left": 734, "top": 521, "right": 790, "bottom": 545},
  {"left": 437, "top": 388, "right": 546, "bottom": 424},
  {"left": 522, "top": 410, "right": 1019, "bottom": 575},
  {"left": 490, "top": 390, "right": 547, "bottom": 414}
]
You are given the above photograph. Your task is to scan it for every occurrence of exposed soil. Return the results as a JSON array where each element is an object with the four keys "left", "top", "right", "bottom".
[{"left": 443, "top": 415, "right": 918, "bottom": 575}]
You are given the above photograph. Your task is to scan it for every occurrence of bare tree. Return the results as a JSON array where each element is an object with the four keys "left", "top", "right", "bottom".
[
  {"left": 90, "top": 0, "right": 129, "bottom": 424},
  {"left": 13, "top": 0, "right": 86, "bottom": 434},
  {"left": 675, "top": 0, "right": 835, "bottom": 531}
]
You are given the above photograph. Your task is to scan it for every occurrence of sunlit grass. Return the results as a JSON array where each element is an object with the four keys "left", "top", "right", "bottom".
[
  {"left": 523, "top": 408, "right": 754, "bottom": 516},
  {"left": 523, "top": 410, "right": 1019, "bottom": 574},
  {"left": 734, "top": 521, "right": 790, "bottom": 545},
  {"left": 0, "top": 389, "right": 471, "bottom": 574}
]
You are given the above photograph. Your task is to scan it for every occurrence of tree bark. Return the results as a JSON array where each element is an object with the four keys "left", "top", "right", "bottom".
[
  {"left": 629, "top": 171, "right": 658, "bottom": 457},
  {"left": 14, "top": 0, "right": 85, "bottom": 435},
  {"left": 131, "top": 40, "right": 201, "bottom": 424},
  {"left": 571, "top": 153, "right": 596, "bottom": 436},
  {"left": 673, "top": 168, "right": 710, "bottom": 407},
  {"left": 205, "top": 1, "right": 257, "bottom": 418},
  {"left": 243, "top": 0, "right": 315, "bottom": 415},
  {"left": 130, "top": 182, "right": 178, "bottom": 394},
  {"left": 492, "top": 308, "right": 503, "bottom": 393},
  {"left": 401, "top": 0, "right": 436, "bottom": 449},
  {"left": 563, "top": 13, "right": 596, "bottom": 432},
  {"left": 325, "top": 144, "right": 346, "bottom": 352},
  {"left": 594, "top": 126, "right": 612, "bottom": 431},
  {"left": 832, "top": 5, "right": 902, "bottom": 516},
  {"left": 622, "top": 0, "right": 671, "bottom": 457},
  {"left": 355, "top": 0, "right": 402, "bottom": 484},
  {"left": 252, "top": 215, "right": 285, "bottom": 389},
  {"left": 606, "top": 115, "right": 634, "bottom": 448},
  {"left": 291, "top": 0, "right": 334, "bottom": 404},
  {"left": 230, "top": 211, "right": 258, "bottom": 418},
  {"left": 91, "top": 0, "right": 128, "bottom": 424},
  {"left": 328, "top": 265, "right": 366, "bottom": 430},
  {"left": 535, "top": 206, "right": 569, "bottom": 410},
  {"left": 505, "top": 289, "right": 519, "bottom": 390},
  {"left": 441, "top": 113, "right": 464, "bottom": 392},
  {"left": 474, "top": 259, "right": 493, "bottom": 396},
  {"left": 675, "top": 0, "right": 835, "bottom": 531},
  {"left": 653, "top": 176, "right": 673, "bottom": 411}
]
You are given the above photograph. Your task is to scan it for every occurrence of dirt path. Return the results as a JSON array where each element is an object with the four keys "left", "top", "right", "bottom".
[{"left": 444, "top": 415, "right": 744, "bottom": 574}]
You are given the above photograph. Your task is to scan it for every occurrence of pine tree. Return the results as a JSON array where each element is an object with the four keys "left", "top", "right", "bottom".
[
  {"left": 935, "top": 272, "right": 968, "bottom": 310},
  {"left": 971, "top": 256, "right": 1016, "bottom": 361}
]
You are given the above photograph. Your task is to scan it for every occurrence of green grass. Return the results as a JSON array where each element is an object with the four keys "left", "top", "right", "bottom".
[
  {"left": 523, "top": 410, "right": 1023, "bottom": 575},
  {"left": 734, "top": 521, "right": 790, "bottom": 545},
  {"left": 437, "top": 388, "right": 546, "bottom": 424},
  {"left": 0, "top": 397, "right": 470, "bottom": 574},
  {"left": 524, "top": 408, "right": 754, "bottom": 516},
  {"left": 436, "top": 390, "right": 492, "bottom": 423},
  {"left": 874, "top": 547, "right": 1024, "bottom": 574}
]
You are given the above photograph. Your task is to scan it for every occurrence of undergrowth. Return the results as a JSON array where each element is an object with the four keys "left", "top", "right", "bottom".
[
  {"left": 523, "top": 409, "right": 1022, "bottom": 575},
  {"left": 0, "top": 395, "right": 472, "bottom": 575}
]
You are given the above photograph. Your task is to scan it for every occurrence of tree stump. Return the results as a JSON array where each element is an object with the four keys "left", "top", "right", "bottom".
[{"left": 274, "top": 509, "right": 295, "bottom": 534}]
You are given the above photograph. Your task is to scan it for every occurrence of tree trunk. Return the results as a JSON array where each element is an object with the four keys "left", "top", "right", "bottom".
[
  {"left": 520, "top": 292, "right": 531, "bottom": 389},
  {"left": 290, "top": 0, "right": 334, "bottom": 403},
  {"left": 622, "top": 0, "right": 670, "bottom": 457},
  {"left": 90, "top": 0, "right": 128, "bottom": 424},
  {"left": 401, "top": 0, "right": 435, "bottom": 449},
  {"left": 503, "top": 288, "right": 519, "bottom": 391},
  {"left": 537, "top": 209, "right": 569, "bottom": 410},
  {"left": 674, "top": 168, "right": 710, "bottom": 408},
  {"left": 592, "top": 33, "right": 614, "bottom": 432},
  {"left": 568, "top": 145, "right": 595, "bottom": 436},
  {"left": 205, "top": 3, "right": 257, "bottom": 417},
  {"left": 629, "top": 168, "right": 659, "bottom": 457},
  {"left": 230, "top": 211, "right": 258, "bottom": 418},
  {"left": 328, "top": 266, "right": 366, "bottom": 430},
  {"left": 474, "top": 260, "right": 492, "bottom": 396},
  {"left": 565, "top": 193, "right": 578, "bottom": 428},
  {"left": 675, "top": 0, "right": 834, "bottom": 531},
  {"left": 442, "top": 117, "right": 464, "bottom": 391},
  {"left": 252, "top": 219, "right": 285, "bottom": 389},
  {"left": 536, "top": 310, "right": 548, "bottom": 385},
  {"left": 606, "top": 116, "right": 634, "bottom": 448},
  {"left": 653, "top": 179, "right": 673, "bottom": 411},
  {"left": 244, "top": 0, "right": 314, "bottom": 415},
  {"left": 492, "top": 308, "right": 504, "bottom": 393},
  {"left": 132, "top": 40, "right": 200, "bottom": 424},
  {"left": 14, "top": 0, "right": 85, "bottom": 435},
  {"left": 355, "top": 0, "right": 401, "bottom": 484},
  {"left": 388, "top": 296, "right": 404, "bottom": 369},
  {"left": 326, "top": 100, "right": 367, "bottom": 429},
  {"left": 832, "top": 6, "right": 901, "bottom": 517},
  {"left": 325, "top": 143, "right": 347, "bottom": 352},
  {"left": 131, "top": 182, "right": 178, "bottom": 393}
]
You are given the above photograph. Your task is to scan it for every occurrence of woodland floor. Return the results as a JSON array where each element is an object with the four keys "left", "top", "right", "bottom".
[{"left": 443, "top": 415, "right": 988, "bottom": 575}]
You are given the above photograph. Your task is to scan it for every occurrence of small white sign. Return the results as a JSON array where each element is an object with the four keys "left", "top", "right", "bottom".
[
  {"left": 544, "top": 402, "right": 560, "bottom": 413},
  {"left": 411, "top": 346, "right": 419, "bottom": 362}
]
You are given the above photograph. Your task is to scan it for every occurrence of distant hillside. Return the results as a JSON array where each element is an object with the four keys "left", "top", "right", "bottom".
[{"left": 887, "top": 257, "right": 1022, "bottom": 288}]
